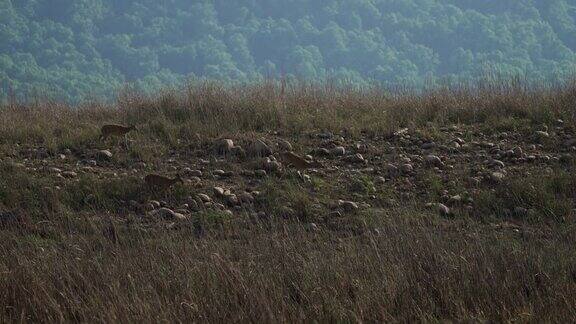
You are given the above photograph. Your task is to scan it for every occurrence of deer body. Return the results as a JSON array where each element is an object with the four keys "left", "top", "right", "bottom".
[
  {"left": 145, "top": 174, "right": 183, "bottom": 190},
  {"left": 100, "top": 124, "right": 136, "bottom": 140},
  {"left": 280, "top": 151, "right": 323, "bottom": 170}
]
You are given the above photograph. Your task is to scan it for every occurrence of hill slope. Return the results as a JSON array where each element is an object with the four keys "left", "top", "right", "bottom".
[{"left": 1, "top": 0, "right": 576, "bottom": 101}]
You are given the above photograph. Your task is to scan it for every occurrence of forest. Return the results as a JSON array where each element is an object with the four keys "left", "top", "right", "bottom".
[{"left": 1, "top": 0, "right": 576, "bottom": 102}]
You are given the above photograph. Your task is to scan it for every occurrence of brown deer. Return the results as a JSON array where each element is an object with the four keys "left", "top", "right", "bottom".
[
  {"left": 279, "top": 151, "right": 323, "bottom": 170},
  {"left": 145, "top": 174, "right": 183, "bottom": 191},
  {"left": 100, "top": 124, "right": 136, "bottom": 139},
  {"left": 100, "top": 124, "right": 136, "bottom": 148}
]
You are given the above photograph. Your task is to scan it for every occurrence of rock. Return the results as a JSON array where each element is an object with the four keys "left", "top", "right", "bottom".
[
  {"left": 248, "top": 139, "right": 273, "bottom": 157},
  {"left": 344, "top": 153, "right": 365, "bottom": 163},
  {"left": 254, "top": 169, "right": 268, "bottom": 177},
  {"left": 489, "top": 159, "right": 505, "bottom": 169},
  {"left": 374, "top": 176, "right": 386, "bottom": 185},
  {"left": 317, "top": 132, "right": 333, "bottom": 139},
  {"left": 330, "top": 146, "right": 346, "bottom": 156},
  {"left": 148, "top": 200, "right": 161, "bottom": 209},
  {"left": 213, "top": 187, "right": 226, "bottom": 198},
  {"left": 312, "top": 148, "right": 331, "bottom": 156},
  {"left": 327, "top": 211, "right": 343, "bottom": 218},
  {"left": 238, "top": 192, "right": 255, "bottom": 204},
  {"left": 263, "top": 159, "right": 282, "bottom": 172},
  {"left": 305, "top": 223, "right": 320, "bottom": 232},
  {"left": 448, "top": 195, "right": 462, "bottom": 205},
  {"left": 279, "top": 206, "right": 297, "bottom": 219},
  {"left": 183, "top": 169, "right": 202, "bottom": 177},
  {"left": 535, "top": 131, "right": 549, "bottom": 138},
  {"left": 512, "top": 147, "right": 523, "bottom": 158},
  {"left": 225, "top": 194, "right": 239, "bottom": 206},
  {"left": 185, "top": 197, "right": 200, "bottom": 211},
  {"left": 61, "top": 171, "right": 77, "bottom": 178},
  {"left": 514, "top": 207, "right": 529, "bottom": 217},
  {"left": 230, "top": 146, "right": 246, "bottom": 157},
  {"left": 560, "top": 154, "right": 573, "bottom": 164},
  {"left": 212, "top": 170, "right": 226, "bottom": 177},
  {"left": 151, "top": 208, "right": 187, "bottom": 221},
  {"left": 48, "top": 167, "right": 62, "bottom": 174},
  {"left": 277, "top": 140, "right": 293, "bottom": 151},
  {"left": 96, "top": 150, "right": 113, "bottom": 161},
  {"left": 421, "top": 142, "right": 436, "bottom": 150},
  {"left": 438, "top": 203, "right": 451, "bottom": 216},
  {"left": 399, "top": 163, "right": 414, "bottom": 174},
  {"left": 490, "top": 172, "right": 505, "bottom": 183},
  {"left": 386, "top": 164, "right": 399, "bottom": 178},
  {"left": 339, "top": 200, "right": 359, "bottom": 212},
  {"left": 215, "top": 139, "right": 234, "bottom": 154},
  {"left": 197, "top": 194, "right": 212, "bottom": 203},
  {"left": 425, "top": 155, "right": 443, "bottom": 167}
]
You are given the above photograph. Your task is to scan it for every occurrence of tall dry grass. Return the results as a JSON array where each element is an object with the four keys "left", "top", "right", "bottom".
[
  {"left": 1, "top": 80, "right": 576, "bottom": 322},
  {"left": 1, "top": 79, "right": 575, "bottom": 150}
]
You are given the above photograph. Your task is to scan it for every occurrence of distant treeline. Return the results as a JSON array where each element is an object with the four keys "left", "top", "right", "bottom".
[{"left": 1, "top": 0, "right": 575, "bottom": 102}]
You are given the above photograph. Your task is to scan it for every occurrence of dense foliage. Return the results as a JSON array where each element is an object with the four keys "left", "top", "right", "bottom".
[{"left": 1, "top": 0, "right": 576, "bottom": 102}]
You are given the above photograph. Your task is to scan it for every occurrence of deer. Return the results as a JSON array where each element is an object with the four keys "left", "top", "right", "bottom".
[
  {"left": 279, "top": 151, "right": 323, "bottom": 170},
  {"left": 100, "top": 124, "right": 137, "bottom": 148},
  {"left": 279, "top": 151, "right": 323, "bottom": 181},
  {"left": 144, "top": 174, "right": 183, "bottom": 191}
]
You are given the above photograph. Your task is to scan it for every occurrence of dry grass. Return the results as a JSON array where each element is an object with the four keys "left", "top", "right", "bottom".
[
  {"left": 1, "top": 80, "right": 576, "bottom": 322},
  {"left": 1, "top": 79, "right": 575, "bottom": 151}
]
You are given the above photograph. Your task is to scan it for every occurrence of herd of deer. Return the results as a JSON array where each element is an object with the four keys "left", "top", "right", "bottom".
[{"left": 100, "top": 123, "right": 322, "bottom": 191}]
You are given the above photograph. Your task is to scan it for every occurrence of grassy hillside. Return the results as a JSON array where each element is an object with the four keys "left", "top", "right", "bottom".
[{"left": 1, "top": 80, "right": 576, "bottom": 322}]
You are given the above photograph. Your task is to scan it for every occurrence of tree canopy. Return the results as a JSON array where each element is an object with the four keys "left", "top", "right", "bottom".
[{"left": 1, "top": 0, "right": 575, "bottom": 102}]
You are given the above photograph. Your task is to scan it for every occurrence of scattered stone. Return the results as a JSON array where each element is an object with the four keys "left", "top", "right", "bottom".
[
  {"left": 197, "top": 194, "right": 212, "bottom": 203},
  {"left": 317, "top": 132, "right": 333, "bottom": 139},
  {"left": 225, "top": 194, "right": 239, "bottom": 206},
  {"left": 278, "top": 139, "right": 293, "bottom": 151},
  {"left": 492, "top": 159, "right": 506, "bottom": 168},
  {"left": 535, "top": 131, "right": 550, "bottom": 138},
  {"left": 448, "top": 195, "right": 462, "bottom": 205},
  {"left": 421, "top": 142, "right": 436, "bottom": 150},
  {"left": 514, "top": 207, "right": 529, "bottom": 217},
  {"left": 344, "top": 153, "right": 365, "bottom": 163},
  {"left": 339, "top": 200, "right": 359, "bottom": 212},
  {"left": 96, "top": 150, "right": 113, "bottom": 161},
  {"left": 399, "top": 163, "right": 414, "bottom": 174},
  {"left": 254, "top": 169, "right": 268, "bottom": 177},
  {"left": 238, "top": 192, "right": 255, "bottom": 204},
  {"left": 262, "top": 159, "right": 282, "bottom": 172},
  {"left": 438, "top": 203, "right": 451, "bottom": 216},
  {"left": 490, "top": 172, "right": 506, "bottom": 183},
  {"left": 215, "top": 139, "right": 235, "bottom": 154},
  {"left": 330, "top": 146, "right": 346, "bottom": 156},
  {"left": 151, "top": 208, "right": 187, "bottom": 221},
  {"left": 425, "top": 155, "right": 443, "bottom": 167},
  {"left": 374, "top": 176, "right": 386, "bottom": 185},
  {"left": 327, "top": 211, "right": 343, "bottom": 218},
  {"left": 213, "top": 187, "right": 226, "bottom": 198},
  {"left": 61, "top": 171, "right": 77, "bottom": 178},
  {"left": 386, "top": 164, "right": 399, "bottom": 178},
  {"left": 230, "top": 146, "right": 246, "bottom": 157},
  {"left": 279, "top": 206, "right": 297, "bottom": 219},
  {"left": 48, "top": 167, "right": 62, "bottom": 174},
  {"left": 182, "top": 168, "right": 202, "bottom": 177},
  {"left": 248, "top": 139, "right": 273, "bottom": 157},
  {"left": 312, "top": 148, "right": 331, "bottom": 156}
]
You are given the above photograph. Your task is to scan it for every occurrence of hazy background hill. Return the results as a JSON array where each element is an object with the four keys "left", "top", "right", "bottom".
[{"left": 1, "top": 0, "right": 575, "bottom": 102}]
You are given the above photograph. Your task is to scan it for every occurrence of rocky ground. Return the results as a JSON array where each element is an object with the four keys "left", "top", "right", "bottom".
[
  {"left": 2, "top": 84, "right": 576, "bottom": 322},
  {"left": 2, "top": 118, "right": 574, "bottom": 233}
]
